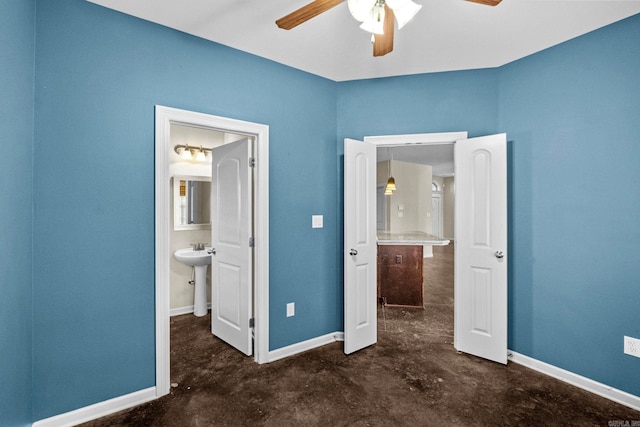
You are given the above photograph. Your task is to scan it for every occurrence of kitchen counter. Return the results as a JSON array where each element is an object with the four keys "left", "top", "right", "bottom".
[
  {"left": 377, "top": 231, "right": 450, "bottom": 246},
  {"left": 376, "top": 231, "right": 450, "bottom": 308}
]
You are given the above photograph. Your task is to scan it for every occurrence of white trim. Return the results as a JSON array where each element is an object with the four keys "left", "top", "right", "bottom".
[
  {"left": 33, "top": 387, "right": 156, "bottom": 427},
  {"left": 155, "top": 106, "right": 270, "bottom": 401},
  {"left": 267, "top": 332, "right": 344, "bottom": 363},
  {"left": 170, "top": 303, "right": 212, "bottom": 317},
  {"left": 364, "top": 132, "right": 468, "bottom": 147},
  {"left": 349, "top": 131, "right": 466, "bottom": 357},
  {"left": 508, "top": 350, "right": 640, "bottom": 412}
]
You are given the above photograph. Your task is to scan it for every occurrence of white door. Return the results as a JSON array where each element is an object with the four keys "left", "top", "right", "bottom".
[
  {"left": 344, "top": 138, "right": 377, "bottom": 354},
  {"left": 431, "top": 193, "right": 442, "bottom": 237},
  {"left": 211, "top": 138, "right": 253, "bottom": 356},
  {"left": 454, "top": 133, "right": 508, "bottom": 364}
]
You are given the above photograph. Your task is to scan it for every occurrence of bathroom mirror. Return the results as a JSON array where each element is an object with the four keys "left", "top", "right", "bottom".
[{"left": 173, "top": 176, "right": 211, "bottom": 231}]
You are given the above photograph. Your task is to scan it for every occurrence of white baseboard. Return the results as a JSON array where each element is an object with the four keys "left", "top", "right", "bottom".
[
  {"left": 33, "top": 345, "right": 639, "bottom": 426},
  {"left": 508, "top": 350, "right": 640, "bottom": 412},
  {"left": 33, "top": 387, "right": 157, "bottom": 427},
  {"left": 267, "top": 331, "right": 344, "bottom": 363},
  {"left": 170, "top": 303, "right": 212, "bottom": 317},
  {"left": 32, "top": 333, "right": 344, "bottom": 425}
]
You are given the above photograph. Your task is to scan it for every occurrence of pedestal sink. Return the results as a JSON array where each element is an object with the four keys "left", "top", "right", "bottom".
[{"left": 174, "top": 247, "right": 212, "bottom": 317}]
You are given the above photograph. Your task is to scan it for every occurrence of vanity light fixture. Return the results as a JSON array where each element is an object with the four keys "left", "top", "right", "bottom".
[
  {"left": 174, "top": 144, "right": 212, "bottom": 162},
  {"left": 180, "top": 145, "right": 193, "bottom": 160},
  {"left": 195, "top": 146, "right": 207, "bottom": 161}
]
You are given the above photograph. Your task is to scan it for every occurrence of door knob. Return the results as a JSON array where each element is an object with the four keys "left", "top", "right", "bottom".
[
  {"left": 349, "top": 249, "right": 358, "bottom": 256},
  {"left": 495, "top": 250, "right": 504, "bottom": 259},
  {"left": 208, "top": 248, "right": 216, "bottom": 255}
]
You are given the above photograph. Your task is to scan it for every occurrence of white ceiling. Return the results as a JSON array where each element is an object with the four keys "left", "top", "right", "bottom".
[{"left": 87, "top": 0, "right": 640, "bottom": 82}]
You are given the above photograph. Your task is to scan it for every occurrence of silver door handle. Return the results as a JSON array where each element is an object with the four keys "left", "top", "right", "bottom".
[
  {"left": 349, "top": 249, "right": 358, "bottom": 256},
  {"left": 208, "top": 248, "right": 216, "bottom": 255},
  {"left": 495, "top": 250, "right": 504, "bottom": 259}
]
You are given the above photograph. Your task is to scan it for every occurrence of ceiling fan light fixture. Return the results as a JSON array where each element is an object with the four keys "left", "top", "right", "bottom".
[
  {"left": 347, "top": 0, "right": 378, "bottom": 22},
  {"left": 361, "top": 0, "right": 387, "bottom": 33},
  {"left": 277, "top": 0, "right": 422, "bottom": 57},
  {"left": 359, "top": 15, "right": 385, "bottom": 34},
  {"left": 387, "top": 0, "right": 422, "bottom": 29}
]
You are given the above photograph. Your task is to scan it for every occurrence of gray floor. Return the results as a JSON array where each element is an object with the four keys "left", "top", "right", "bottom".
[{"left": 82, "top": 243, "right": 640, "bottom": 426}]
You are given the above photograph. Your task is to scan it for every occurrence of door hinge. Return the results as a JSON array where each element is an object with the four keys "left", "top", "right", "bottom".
[
  {"left": 249, "top": 318, "right": 255, "bottom": 328},
  {"left": 249, "top": 157, "right": 256, "bottom": 168},
  {"left": 249, "top": 237, "right": 255, "bottom": 248}
]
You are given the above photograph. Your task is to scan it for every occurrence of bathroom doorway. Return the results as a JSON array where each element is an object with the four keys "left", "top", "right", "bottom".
[{"left": 155, "top": 106, "right": 270, "bottom": 398}]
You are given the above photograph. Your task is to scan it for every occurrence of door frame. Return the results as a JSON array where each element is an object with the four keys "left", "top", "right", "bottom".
[
  {"left": 363, "top": 131, "right": 508, "bottom": 362},
  {"left": 362, "top": 131, "right": 466, "bottom": 336},
  {"left": 155, "top": 106, "right": 270, "bottom": 398}
]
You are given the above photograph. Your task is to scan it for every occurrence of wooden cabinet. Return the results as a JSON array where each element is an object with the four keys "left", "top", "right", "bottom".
[{"left": 377, "top": 244, "right": 423, "bottom": 308}]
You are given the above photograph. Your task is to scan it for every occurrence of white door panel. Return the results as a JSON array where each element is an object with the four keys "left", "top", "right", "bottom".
[
  {"left": 344, "top": 138, "right": 377, "bottom": 355},
  {"left": 211, "top": 138, "right": 253, "bottom": 356},
  {"left": 454, "top": 133, "right": 507, "bottom": 364}
]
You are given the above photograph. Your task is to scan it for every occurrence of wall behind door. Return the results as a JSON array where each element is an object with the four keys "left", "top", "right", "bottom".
[
  {"left": 32, "top": 0, "right": 339, "bottom": 420},
  {"left": 0, "top": 1, "right": 35, "bottom": 425}
]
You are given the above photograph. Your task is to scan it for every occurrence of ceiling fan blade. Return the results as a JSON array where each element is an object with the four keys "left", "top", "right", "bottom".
[
  {"left": 276, "top": 0, "right": 344, "bottom": 30},
  {"left": 373, "top": 5, "right": 394, "bottom": 57},
  {"left": 466, "top": 0, "right": 502, "bottom": 6}
]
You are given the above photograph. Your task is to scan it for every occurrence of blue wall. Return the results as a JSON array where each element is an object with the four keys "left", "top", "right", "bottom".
[
  {"left": 5, "top": 0, "right": 639, "bottom": 422},
  {"left": 500, "top": 13, "right": 640, "bottom": 396},
  {"left": 336, "top": 13, "right": 640, "bottom": 399},
  {"left": 335, "top": 69, "right": 500, "bottom": 314},
  {"left": 337, "top": 70, "right": 499, "bottom": 140},
  {"left": 32, "top": 0, "right": 338, "bottom": 419},
  {"left": 0, "top": 1, "right": 35, "bottom": 425}
]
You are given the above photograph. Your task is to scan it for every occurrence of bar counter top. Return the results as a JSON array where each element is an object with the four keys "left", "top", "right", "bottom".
[{"left": 376, "top": 231, "right": 450, "bottom": 246}]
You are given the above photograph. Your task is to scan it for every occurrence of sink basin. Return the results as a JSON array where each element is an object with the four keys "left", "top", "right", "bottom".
[
  {"left": 174, "top": 247, "right": 212, "bottom": 267},
  {"left": 174, "top": 247, "right": 213, "bottom": 317}
]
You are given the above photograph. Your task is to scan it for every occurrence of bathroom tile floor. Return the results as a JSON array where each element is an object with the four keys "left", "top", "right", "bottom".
[{"left": 82, "top": 243, "right": 640, "bottom": 426}]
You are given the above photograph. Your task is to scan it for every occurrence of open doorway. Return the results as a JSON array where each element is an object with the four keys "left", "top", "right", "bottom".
[
  {"left": 155, "top": 106, "right": 270, "bottom": 399},
  {"left": 347, "top": 132, "right": 508, "bottom": 364},
  {"left": 373, "top": 137, "right": 458, "bottom": 343}
]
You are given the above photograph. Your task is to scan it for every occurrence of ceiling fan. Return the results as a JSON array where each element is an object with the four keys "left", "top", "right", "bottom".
[{"left": 276, "top": 0, "right": 502, "bottom": 57}]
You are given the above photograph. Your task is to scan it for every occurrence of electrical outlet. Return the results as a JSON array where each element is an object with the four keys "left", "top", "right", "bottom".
[
  {"left": 286, "top": 302, "right": 295, "bottom": 317},
  {"left": 624, "top": 336, "right": 640, "bottom": 358}
]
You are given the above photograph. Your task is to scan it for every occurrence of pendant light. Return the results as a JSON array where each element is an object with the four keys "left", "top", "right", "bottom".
[
  {"left": 385, "top": 176, "right": 396, "bottom": 192},
  {"left": 385, "top": 147, "right": 397, "bottom": 194}
]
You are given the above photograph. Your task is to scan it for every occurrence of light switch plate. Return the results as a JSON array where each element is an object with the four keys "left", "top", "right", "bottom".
[
  {"left": 286, "top": 302, "right": 295, "bottom": 317},
  {"left": 312, "top": 215, "right": 323, "bottom": 228}
]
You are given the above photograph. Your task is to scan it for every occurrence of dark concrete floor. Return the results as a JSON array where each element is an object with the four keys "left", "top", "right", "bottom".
[{"left": 82, "top": 243, "right": 640, "bottom": 426}]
